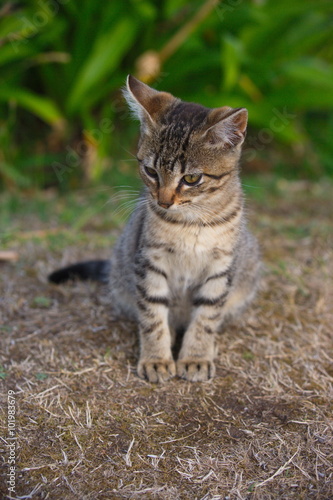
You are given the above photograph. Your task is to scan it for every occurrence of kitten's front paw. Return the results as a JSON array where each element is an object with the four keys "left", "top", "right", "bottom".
[
  {"left": 176, "top": 359, "right": 216, "bottom": 382},
  {"left": 138, "top": 359, "right": 176, "bottom": 383}
]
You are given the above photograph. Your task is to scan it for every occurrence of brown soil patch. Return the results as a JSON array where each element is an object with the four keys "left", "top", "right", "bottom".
[{"left": 1, "top": 180, "right": 332, "bottom": 499}]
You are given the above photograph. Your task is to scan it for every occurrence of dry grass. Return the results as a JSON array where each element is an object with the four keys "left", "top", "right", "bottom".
[{"left": 0, "top": 179, "right": 332, "bottom": 499}]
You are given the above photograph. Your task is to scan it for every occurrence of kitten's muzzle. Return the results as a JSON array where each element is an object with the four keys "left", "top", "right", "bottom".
[
  {"left": 158, "top": 201, "right": 173, "bottom": 209},
  {"left": 157, "top": 186, "right": 176, "bottom": 210}
]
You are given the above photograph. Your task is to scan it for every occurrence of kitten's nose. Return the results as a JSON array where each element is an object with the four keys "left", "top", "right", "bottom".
[
  {"left": 158, "top": 187, "right": 174, "bottom": 209},
  {"left": 158, "top": 201, "right": 173, "bottom": 209}
]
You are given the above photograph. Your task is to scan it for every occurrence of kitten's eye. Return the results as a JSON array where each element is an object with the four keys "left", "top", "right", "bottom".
[
  {"left": 183, "top": 174, "right": 202, "bottom": 185},
  {"left": 144, "top": 166, "right": 158, "bottom": 179}
]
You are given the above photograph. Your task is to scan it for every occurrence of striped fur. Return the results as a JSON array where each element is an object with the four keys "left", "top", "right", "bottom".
[{"left": 107, "top": 76, "right": 261, "bottom": 383}]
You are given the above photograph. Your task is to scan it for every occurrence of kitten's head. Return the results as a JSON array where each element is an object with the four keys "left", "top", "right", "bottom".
[{"left": 124, "top": 75, "right": 247, "bottom": 214}]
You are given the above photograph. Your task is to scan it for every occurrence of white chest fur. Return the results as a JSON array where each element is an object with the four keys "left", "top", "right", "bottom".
[{"left": 147, "top": 221, "right": 237, "bottom": 293}]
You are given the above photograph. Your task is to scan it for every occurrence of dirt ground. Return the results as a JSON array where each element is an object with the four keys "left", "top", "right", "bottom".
[{"left": 0, "top": 178, "right": 332, "bottom": 499}]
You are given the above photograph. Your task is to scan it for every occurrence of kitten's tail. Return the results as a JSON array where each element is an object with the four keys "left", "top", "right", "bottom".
[{"left": 48, "top": 259, "right": 110, "bottom": 284}]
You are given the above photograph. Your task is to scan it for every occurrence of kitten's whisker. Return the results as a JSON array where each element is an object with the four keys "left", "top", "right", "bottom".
[
  {"left": 189, "top": 203, "right": 219, "bottom": 224},
  {"left": 242, "top": 183, "right": 260, "bottom": 189},
  {"left": 194, "top": 206, "right": 217, "bottom": 228},
  {"left": 120, "top": 146, "right": 137, "bottom": 159},
  {"left": 104, "top": 191, "right": 140, "bottom": 207},
  {"left": 112, "top": 185, "right": 140, "bottom": 190},
  {"left": 106, "top": 192, "right": 139, "bottom": 202},
  {"left": 112, "top": 198, "right": 139, "bottom": 211},
  {"left": 110, "top": 196, "right": 148, "bottom": 219},
  {"left": 111, "top": 202, "right": 138, "bottom": 219}
]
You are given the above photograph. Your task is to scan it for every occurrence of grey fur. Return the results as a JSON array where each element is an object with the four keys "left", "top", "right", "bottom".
[{"left": 107, "top": 76, "right": 261, "bottom": 383}]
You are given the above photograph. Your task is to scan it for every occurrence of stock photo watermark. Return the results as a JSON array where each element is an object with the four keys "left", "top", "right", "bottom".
[
  {"left": 6, "top": 390, "right": 17, "bottom": 497},
  {"left": 9, "top": 0, "right": 70, "bottom": 52},
  {"left": 243, "top": 107, "right": 296, "bottom": 162}
]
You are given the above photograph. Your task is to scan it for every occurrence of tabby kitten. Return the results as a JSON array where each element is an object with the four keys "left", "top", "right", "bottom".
[{"left": 50, "top": 75, "right": 260, "bottom": 383}]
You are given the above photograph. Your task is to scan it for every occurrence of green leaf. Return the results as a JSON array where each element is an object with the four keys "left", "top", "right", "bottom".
[
  {"left": 282, "top": 58, "right": 333, "bottom": 92},
  {"left": 221, "top": 35, "right": 242, "bottom": 91},
  {"left": 0, "top": 42, "right": 36, "bottom": 66},
  {"left": 32, "top": 296, "right": 52, "bottom": 308},
  {"left": 0, "top": 86, "right": 64, "bottom": 125},
  {"left": 0, "top": 363, "right": 7, "bottom": 378},
  {"left": 248, "top": 482, "right": 256, "bottom": 492},
  {"left": 0, "top": 161, "right": 30, "bottom": 187},
  {"left": 67, "top": 18, "right": 137, "bottom": 113}
]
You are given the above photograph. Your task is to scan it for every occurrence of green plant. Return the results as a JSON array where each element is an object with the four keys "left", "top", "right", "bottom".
[{"left": 0, "top": 0, "right": 332, "bottom": 190}]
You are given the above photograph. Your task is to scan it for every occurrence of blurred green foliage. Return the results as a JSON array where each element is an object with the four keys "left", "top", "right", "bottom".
[{"left": 0, "top": 0, "right": 332, "bottom": 190}]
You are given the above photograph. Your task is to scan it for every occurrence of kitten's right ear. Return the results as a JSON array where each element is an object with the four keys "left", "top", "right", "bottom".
[
  {"left": 123, "top": 75, "right": 176, "bottom": 131},
  {"left": 204, "top": 107, "right": 248, "bottom": 149}
]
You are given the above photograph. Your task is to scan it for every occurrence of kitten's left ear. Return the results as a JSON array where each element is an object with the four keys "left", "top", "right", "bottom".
[
  {"left": 124, "top": 75, "right": 176, "bottom": 130},
  {"left": 204, "top": 107, "right": 248, "bottom": 149}
]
